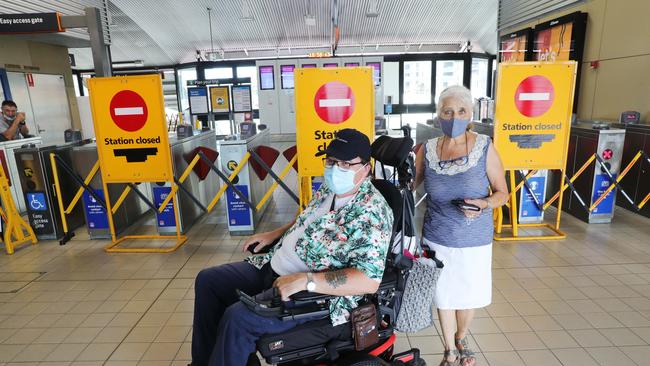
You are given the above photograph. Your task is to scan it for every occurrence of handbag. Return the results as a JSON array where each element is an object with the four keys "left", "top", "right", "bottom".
[
  {"left": 395, "top": 244, "right": 444, "bottom": 333},
  {"left": 350, "top": 303, "right": 379, "bottom": 350}
]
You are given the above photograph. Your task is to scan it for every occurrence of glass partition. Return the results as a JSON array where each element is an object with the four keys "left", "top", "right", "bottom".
[
  {"left": 435, "top": 60, "right": 464, "bottom": 103},
  {"left": 403, "top": 61, "right": 432, "bottom": 104}
]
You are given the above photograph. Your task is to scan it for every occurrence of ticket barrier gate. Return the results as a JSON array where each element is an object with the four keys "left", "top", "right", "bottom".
[
  {"left": 552, "top": 123, "right": 626, "bottom": 223},
  {"left": 14, "top": 144, "right": 86, "bottom": 240},
  {"left": 612, "top": 123, "right": 650, "bottom": 218},
  {"left": 153, "top": 131, "right": 219, "bottom": 235},
  {"left": 69, "top": 144, "right": 150, "bottom": 239}
]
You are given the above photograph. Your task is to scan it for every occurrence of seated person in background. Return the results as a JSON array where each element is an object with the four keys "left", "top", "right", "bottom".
[
  {"left": 191, "top": 128, "right": 394, "bottom": 366},
  {"left": 1, "top": 100, "right": 30, "bottom": 141}
]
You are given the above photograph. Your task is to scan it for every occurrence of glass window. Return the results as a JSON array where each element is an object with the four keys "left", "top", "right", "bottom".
[
  {"left": 435, "top": 60, "right": 464, "bottom": 104},
  {"left": 403, "top": 61, "right": 431, "bottom": 104},
  {"left": 401, "top": 113, "right": 434, "bottom": 129},
  {"left": 470, "top": 58, "right": 489, "bottom": 99},
  {"left": 72, "top": 75, "right": 81, "bottom": 97},
  {"left": 177, "top": 68, "right": 197, "bottom": 112},
  {"left": 204, "top": 67, "right": 233, "bottom": 79},
  {"left": 386, "top": 114, "right": 401, "bottom": 130},
  {"left": 236, "top": 66, "right": 259, "bottom": 110},
  {"left": 384, "top": 62, "right": 399, "bottom": 105}
]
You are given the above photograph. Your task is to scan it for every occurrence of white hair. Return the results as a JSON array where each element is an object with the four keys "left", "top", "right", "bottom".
[{"left": 437, "top": 85, "right": 474, "bottom": 112}]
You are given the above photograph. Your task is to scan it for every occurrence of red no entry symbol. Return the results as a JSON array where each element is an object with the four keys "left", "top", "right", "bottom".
[
  {"left": 314, "top": 81, "right": 355, "bottom": 124},
  {"left": 514, "top": 75, "right": 555, "bottom": 118},
  {"left": 110, "top": 90, "right": 148, "bottom": 132}
]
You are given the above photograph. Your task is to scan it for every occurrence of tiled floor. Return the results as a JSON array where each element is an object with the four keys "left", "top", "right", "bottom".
[{"left": 1, "top": 143, "right": 649, "bottom": 365}]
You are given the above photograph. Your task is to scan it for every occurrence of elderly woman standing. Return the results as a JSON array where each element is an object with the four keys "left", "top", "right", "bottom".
[{"left": 415, "top": 85, "right": 508, "bottom": 366}]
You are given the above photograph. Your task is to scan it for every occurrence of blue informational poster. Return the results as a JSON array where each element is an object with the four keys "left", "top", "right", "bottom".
[
  {"left": 152, "top": 186, "right": 176, "bottom": 227},
  {"left": 82, "top": 189, "right": 108, "bottom": 229},
  {"left": 520, "top": 176, "right": 546, "bottom": 218},
  {"left": 312, "top": 181, "right": 322, "bottom": 194},
  {"left": 226, "top": 185, "right": 251, "bottom": 226},
  {"left": 591, "top": 174, "right": 617, "bottom": 214},
  {"left": 384, "top": 104, "right": 393, "bottom": 114}
]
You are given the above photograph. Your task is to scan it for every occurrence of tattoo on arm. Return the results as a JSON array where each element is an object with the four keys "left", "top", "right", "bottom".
[{"left": 324, "top": 271, "right": 348, "bottom": 288}]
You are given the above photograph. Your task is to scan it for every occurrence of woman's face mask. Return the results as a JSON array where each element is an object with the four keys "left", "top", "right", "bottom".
[
  {"left": 324, "top": 165, "right": 363, "bottom": 195},
  {"left": 439, "top": 117, "right": 470, "bottom": 138}
]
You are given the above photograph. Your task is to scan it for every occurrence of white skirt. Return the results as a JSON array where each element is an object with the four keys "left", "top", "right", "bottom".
[{"left": 422, "top": 238, "right": 492, "bottom": 310}]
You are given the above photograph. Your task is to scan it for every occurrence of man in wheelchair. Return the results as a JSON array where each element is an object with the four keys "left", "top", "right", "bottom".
[{"left": 191, "top": 129, "right": 394, "bottom": 366}]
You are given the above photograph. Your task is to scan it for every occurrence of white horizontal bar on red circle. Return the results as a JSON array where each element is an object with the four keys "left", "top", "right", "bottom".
[
  {"left": 319, "top": 99, "right": 351, "bottom": 108},
  {"left": 114, "top": 107, "right": 144, "bottom": 116},
  {"left": 518, "top": 92, "right": 550, "bottom": 101}
]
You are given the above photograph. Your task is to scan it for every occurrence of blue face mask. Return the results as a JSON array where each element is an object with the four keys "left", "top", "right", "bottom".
[
  {"left": 439, "top": 118, "right": 470, "bottom": 138},
  {"left": 324, "top": 165, "right": 358, "bottom": 195},
  {"left": 3, "top": 114, "right": 15, "bottom": 122}
]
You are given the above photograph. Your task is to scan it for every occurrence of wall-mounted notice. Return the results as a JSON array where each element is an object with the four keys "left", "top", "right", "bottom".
[
  {"left": 259, "top": 66, "right": 275, "bottom": 90},
  {"left": 232, "top": 85, "right": 253, "bottom": 112},
  {"left": 281, "top": 65, "right": 295, "bottom": 89},
  {"left": 188, "top": 87, "right": 209, "bottom": 115},
  {"left": 366, "top": 62, "right": 381, "bottom": 86},
  {"left": 209, "top": 86, "right": 230, "bottom": 113}
]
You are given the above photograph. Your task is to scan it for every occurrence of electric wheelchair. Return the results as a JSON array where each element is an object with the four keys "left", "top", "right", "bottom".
[{"left": 240, "top": 131, "right": 427, "bottom": 366}]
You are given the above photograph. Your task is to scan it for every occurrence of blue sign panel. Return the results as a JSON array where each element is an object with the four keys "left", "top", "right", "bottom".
[
  {"left": 591, "top": 174, "right": 616, "bottom": 214},
  {"left": 520, "top": 176, "right": 546, "bottom": 218},
  {"left": 312, "top": 181, "right": 322, "bottom": 194},
  {"left": 226, "top": 185, "right": 251, "bottom": 226},
  {"left": 152, "top": 186, "right": 176, "bottom": 227},
  {"left": 82, "top": 189, "right": 108, "bottom": 229},
  {"left": 26, "top": 192, "right": 47, "bottom": 211}
]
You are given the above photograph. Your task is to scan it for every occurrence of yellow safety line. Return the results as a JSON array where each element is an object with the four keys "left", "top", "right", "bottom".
[
  {"left": 111, "top": 185, "right": 132, "bottom": 214},
  {"left": 589, "top": 151, "right": 642, "bottom": 211},
  {"left": 544, "top": 154, "right": 596, "bottom": 210},
  {"left": 206, "top": 152, "right": 251, "bottom": 213},
  {"left": 157, "top": 154, "right": 201, "bottom": 213},
  {"left": 255, "top": 155, "right": 297, "bottom": 211},
  {"left": 49, "top": 153, "right": 69, "bottom": 234},
  {"left": 65, "top": 161, "right": 100, "bottom": 214}
]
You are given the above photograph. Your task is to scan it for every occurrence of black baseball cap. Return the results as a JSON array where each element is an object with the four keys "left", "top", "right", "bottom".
[{"left": 315, "top": 128, "right": 371, "bottom": 162}]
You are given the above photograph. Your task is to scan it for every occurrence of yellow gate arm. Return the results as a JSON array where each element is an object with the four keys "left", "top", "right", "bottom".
[
  {"left": 589, "top": 151, "right": 642, "bottom": 212},
  {"left": 544, "top": 154, "right": 596, "bottom": 210},
  {"left": 157, "top": 154, "right": 201, "bottom": 213},
  {"left": 207, "top": 152, "right": 251, "bottom": 213},
  {"left": 256, "top": 155, "right": 298, "bottom": 211}
]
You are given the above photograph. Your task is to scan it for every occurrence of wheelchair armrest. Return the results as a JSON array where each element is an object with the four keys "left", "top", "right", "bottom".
[
  {"left": 247, "top": 237, "right": 282, "bottom": 255},
  {"left": 290, "top": 290, "right": 335, "bottom": 302}
]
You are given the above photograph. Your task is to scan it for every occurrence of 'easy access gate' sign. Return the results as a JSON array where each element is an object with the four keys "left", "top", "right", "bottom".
[
  {"left": 296, "top": 68, "right": 374, "bottom": 176},
  {"left": 88, "top": 75, "right": 173, "bottom": 183},
  {"left": 493, "top": 62, "right": 577, "bottom": 170}
]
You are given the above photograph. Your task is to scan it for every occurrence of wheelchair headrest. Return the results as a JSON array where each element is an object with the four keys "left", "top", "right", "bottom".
[
  {"left": 371, "top": 179, "right": 403, "bottom": 233},
  {"left": 371, "top": 135, "right": 414, "bottom": 168}
]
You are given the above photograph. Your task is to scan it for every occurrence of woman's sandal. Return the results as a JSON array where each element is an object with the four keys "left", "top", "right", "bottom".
[
  {"left": 439, "top": 349, "right": 459, "bottom": 366},
  {"left": 455, "top": 337, "right": 476, "bottom": 366}
]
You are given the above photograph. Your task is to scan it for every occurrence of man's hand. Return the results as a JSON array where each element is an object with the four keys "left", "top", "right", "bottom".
[
  {"left": 242, "top": 231, "right": 278, "bottom": 253},
  {"left": 273, "top": 273, "right": 308, "bottom": 301},
  {"left": 14, "top": 112, "right": 25, "bottom": 124}
]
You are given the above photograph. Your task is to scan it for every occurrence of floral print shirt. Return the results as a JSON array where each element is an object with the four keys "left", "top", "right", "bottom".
[{"left": 246, "top": 178, "right": 394, "bottom": 326}]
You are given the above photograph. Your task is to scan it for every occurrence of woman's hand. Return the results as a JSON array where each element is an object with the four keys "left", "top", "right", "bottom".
[
  {"left": 242, "top": 231, "right": 278, "bottom": 253},
  {"left": 273, "top": 273, "right": 308, "bottom": 301},
  {"left": 462, "top": 198, "right": 488, "bottom": 219}
]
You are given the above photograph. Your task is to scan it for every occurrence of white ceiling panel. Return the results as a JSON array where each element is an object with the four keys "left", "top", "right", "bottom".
[{"left": 4, "top": 0, "right": 498, "bottom": 69}]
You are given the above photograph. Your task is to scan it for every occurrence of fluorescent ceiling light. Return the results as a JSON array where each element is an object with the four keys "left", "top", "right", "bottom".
[
  {"left": 240, "top": 1, "right": 254, "bottom": 21},
  {"left": 366, "top": 0, "right": 379, "bottom": 17},
  {"left": 112, "top": 60, "right": 144, "bottom": 68}
]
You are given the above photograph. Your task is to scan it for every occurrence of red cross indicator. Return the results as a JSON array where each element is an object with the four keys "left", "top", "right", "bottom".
[
  {"left": 514, "top": 75, "right": 555, "bottom": 118},
  {"left": 602, "top": 149, "right": 613, "bottom": 160},
  {"left": 110, "top": 90, "right": 148, "bottom": 132},
  {"left": 314, "top": 81, "right": 355, "bottom": 124}
]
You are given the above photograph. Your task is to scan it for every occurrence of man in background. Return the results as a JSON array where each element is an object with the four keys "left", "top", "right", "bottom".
[{"left": 1, "top": 100, "right": 30, "bottom": 141}]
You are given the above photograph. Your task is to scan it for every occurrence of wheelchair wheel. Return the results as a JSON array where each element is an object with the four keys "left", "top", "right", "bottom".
[{"left": 336, "top": 352, "right": 390, "bottom": 366}]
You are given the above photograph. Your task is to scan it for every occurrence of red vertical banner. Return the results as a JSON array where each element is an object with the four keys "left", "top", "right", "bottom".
[{"left": 26, "top": 74, "right": 34, "bottom": 87}]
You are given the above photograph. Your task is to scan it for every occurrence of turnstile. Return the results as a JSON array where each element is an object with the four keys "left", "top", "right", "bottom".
[
  {"left": 557, "top": 122, "right": 626, "bottom": 223},
  {"left": 70, "top": 144, "right": 150, "bottom": 239},
  {"left": 219, "top": 129, "right": 272, "bottom": 235},
  {"left": 154, "top": 131, "right": 219, "bottom": 235},
  {"left": 14, "top": 144, "right": 85, "bottom": 240},
  {"left": 612, "top": 123, "right": 650, "bottom": 218},
  {"left": 0, "top": 136, "right": 42, "bottom": 213}
]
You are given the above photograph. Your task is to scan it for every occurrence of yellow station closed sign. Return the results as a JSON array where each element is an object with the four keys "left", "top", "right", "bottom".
[
  {"left": 88, "top": 74, "right": 173, "bottom": 183},
  {"left": 295, "top": 67, "right": 374, "bottom": 176},
  {"left": 493, "top": 62, "right": 577, "bottom": 170}
]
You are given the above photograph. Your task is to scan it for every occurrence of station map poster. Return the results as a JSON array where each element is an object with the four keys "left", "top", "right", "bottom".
[
  {"left": 188, "top": 87, "right": 209, "bottom": 115},
  {"left": 259, "top": 66, "right": 274, "bottom": 90},
  {"left": 232, "top": 85, "right": 253, "bottom": 113},
  {"left": 295, "top": 67, "right": 374, "bottom": 177},
  {"left": 493, "top": 62, "right": 577, "bottom": 170},
  {"left": 88, "top": 74, "right": 174, "bottom": 183},
  {"left": 209, "top": 86, "right": 230, "bottom": 113}
]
